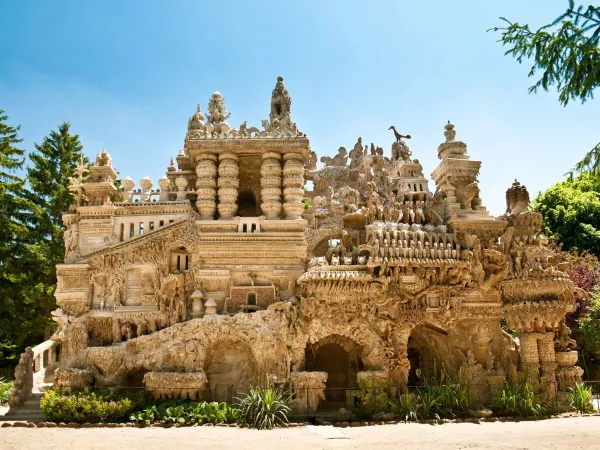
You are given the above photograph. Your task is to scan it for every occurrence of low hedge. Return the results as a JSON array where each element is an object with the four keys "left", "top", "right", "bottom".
[
  {"left": 130, "top": 400, "right": 242, "bottom": 425},
  {"left": 40, "top": 389, "right": 135, "bottom": 423}
]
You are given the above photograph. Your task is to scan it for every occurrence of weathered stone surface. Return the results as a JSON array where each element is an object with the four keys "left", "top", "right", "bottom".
[{"left": 9, "top": 79, "right": 578, "bottom": 416}]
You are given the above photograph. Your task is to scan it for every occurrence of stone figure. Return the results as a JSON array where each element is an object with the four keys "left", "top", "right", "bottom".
[
  {"left": 206, "top": 92, "right": 231, "bottom": 134},
  {"left": 388, "top": 126, "right": 411, "bottom": 143},
  {"left": 320, "top": 147, "right": 348, "bottom": 167}
]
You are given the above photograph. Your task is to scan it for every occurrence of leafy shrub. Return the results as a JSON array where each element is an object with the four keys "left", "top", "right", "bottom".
[
  {"left": 388, "top": 368, "right": 470, "bottom": 421},
  {"left": 236, "top": 386, "right": 290, "bottom": 430},
  {"left": 569, "top": 382, "right": 593, "bottom": 414},
  {"left": 40, "top": 389, "right": 134, "bottom": 423},
  {"left": 352, "top": 376, "right": 391, "bottom": 419},
  {"left": 0, "top": 377, "right": 13, "bottom": 405},
  {"left": 390, "top": 393, "right": 421, "bottom": 422},
  {"left": 130, "top": 400, "right": 241, "bottom": 425},
  {"left": 493, "top": 382, "right": 544, "bottom": 417}
]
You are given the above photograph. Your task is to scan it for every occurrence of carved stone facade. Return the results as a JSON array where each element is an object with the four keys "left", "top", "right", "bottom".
[{"left": 40, "top": 77, "right": 580, "bottom": 409}]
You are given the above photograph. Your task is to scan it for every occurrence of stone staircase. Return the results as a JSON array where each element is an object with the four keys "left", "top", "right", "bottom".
[
  {"left": 1, "top": 393, "right": 45, "bottom": 422},
  {"left": 1, "top": 339, "right": 60, "bottom": 423}
]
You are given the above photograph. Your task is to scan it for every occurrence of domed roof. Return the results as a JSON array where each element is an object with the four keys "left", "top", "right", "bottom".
[{"left": 188, "top": 104, "right": 205, "bottom": 131}]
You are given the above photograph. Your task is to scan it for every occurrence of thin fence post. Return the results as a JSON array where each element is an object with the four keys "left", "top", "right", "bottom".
[{"left": 306, "top": 387, "right": 308, "bottom": 422}]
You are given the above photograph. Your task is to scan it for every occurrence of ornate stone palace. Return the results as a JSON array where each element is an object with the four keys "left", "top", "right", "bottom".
[{"left": 9, "top": 77, "right": 583, "bottom": 412}]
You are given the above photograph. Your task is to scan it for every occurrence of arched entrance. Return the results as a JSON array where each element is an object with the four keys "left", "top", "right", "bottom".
[
  {"left": 204, "top": 339, "right": 258, "bottom": 402},
  {"left": 305, "top": 335, "right": 363, "bottom": 402},
  {"left": 407, "top": 325, "right": 452, "bottom": 385}
]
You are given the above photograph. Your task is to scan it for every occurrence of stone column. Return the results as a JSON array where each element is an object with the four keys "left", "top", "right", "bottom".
[
  {"left": 282, "top": 153, "right": 305, "bottom": 220},
  {"left": 175, "top": 175, "right": 188, "bottom": 201},
  {"left": 519, "top": 332, "right": 541, "bottom": 386},
  {"left": 195, "top": 153, "right": 218, "bottom": 219},
  {"left": 217, "top": 152, "right": 239, "bottom": 219},
  {"left": 260, "top": 152, "right": 282, "bottom": 219},
  {"left": 158, "top": 177, "right": 171, "bottom": 201}
]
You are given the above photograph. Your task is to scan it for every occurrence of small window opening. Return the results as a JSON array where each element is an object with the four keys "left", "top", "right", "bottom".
[
  {"left": 139, "top": 222, "right": 145, "bottom": 235},
  {"left": 159, "top": 220, "right": 165, "bottom": 227},
  {"left": 247, "top": 293, "right": 257, "bottom": 306},
  {"left": 149, "top": 221, "right": 155, "bottom": 231},
  {"left": 177, "top": 255, "right": 181, "bottom": 272},
  {"left": 129, "top": 223, "right": 135, "bottom": 238},
  {"left": 120, "top": 223, "right": 124, "bottom": 241}
]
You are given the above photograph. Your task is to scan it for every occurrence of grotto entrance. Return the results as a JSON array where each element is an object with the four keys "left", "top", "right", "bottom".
[
  {"left": 204, "top": 339, "right": 258, "bottom": 402},
  {"left": 304, "top": 335, "right": 363, "bottom": 403},
  {"left": 407, "top": 324, "right": 450, "bottom": 386}
]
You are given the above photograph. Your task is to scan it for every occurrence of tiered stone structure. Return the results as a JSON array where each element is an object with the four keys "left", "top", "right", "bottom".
[{"left": 10, "top": 77, "right": 583, "bottom": 414}]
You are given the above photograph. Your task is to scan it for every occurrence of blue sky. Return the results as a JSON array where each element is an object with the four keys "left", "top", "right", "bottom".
[{"left": 1, "top": 0, "right": 598, "bottom": 216}]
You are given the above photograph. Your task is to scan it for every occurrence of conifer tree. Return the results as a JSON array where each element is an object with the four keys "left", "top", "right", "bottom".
[
  {"left": 0, "top": 110, "right": 41, "bottom": 362},
  {"left": 26, "top": 122, "right": 85, "bottom": 331}
]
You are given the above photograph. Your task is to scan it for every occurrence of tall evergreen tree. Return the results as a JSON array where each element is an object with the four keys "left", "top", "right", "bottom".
[
  {"left": 0, "top": 110, "right": 40, "bottom": 362},
  {"left": 26, "top": 122, "right": 85, "bottom": 332}
]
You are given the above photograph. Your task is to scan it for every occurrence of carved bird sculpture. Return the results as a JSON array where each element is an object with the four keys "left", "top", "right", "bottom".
[{"left": 388, "top": 126, "right": 411, "bottom": 143}]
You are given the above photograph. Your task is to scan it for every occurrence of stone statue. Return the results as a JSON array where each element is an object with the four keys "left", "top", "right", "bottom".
[
  {"left": 388, "top": 126, "right": 411, "bottom": 143},
  {"left": 206, "top": 92, "right": 231, "bottom": 134}
]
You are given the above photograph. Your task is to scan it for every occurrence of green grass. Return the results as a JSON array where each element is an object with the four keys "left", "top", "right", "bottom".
[{"left": 0, "top": 377, "right": 13, "bottom": 405}]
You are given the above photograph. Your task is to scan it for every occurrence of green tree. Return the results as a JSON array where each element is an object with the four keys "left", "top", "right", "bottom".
[
  {"left": 0, "top": 110, "right": 42, "bottom": 362},
  {"left": 26, "top": 122, "right": 85, "bottom": 332},
  {"left": 491, "top": 2, "right": 600, "bottom": 177},
  {"left": 533, "top": 173, "right": 600, "bottom": 254}
]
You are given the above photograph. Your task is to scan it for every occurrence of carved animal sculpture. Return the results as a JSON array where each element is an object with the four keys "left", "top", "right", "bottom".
[
  {"left": 240, "top": 120, "right": 261, "bottom": 136},
  {"left": 455, "top": 182, "right": 480, "bottom": 210},
  {"left": 388, "top": 126, "right": 411, "bottom": 143}
]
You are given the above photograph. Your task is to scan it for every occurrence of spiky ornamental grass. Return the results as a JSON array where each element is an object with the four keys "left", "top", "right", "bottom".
[{"left": 236, "top": 386, "right": 291, "bottom": 430}]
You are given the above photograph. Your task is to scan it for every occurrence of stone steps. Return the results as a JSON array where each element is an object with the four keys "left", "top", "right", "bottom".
[{"left": 1, "top": 392, "right": 45, "bottom": 422}]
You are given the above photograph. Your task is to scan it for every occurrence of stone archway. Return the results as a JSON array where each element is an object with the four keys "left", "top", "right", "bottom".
[
  {"left": 304, "top": 335, "right": 363, "bottom": 402},
  {"left": 204, "top": 339, "right": 258, "bottom": 401},
  {"left": 407, "top": 324, "right": 453, "bottom": 385}
]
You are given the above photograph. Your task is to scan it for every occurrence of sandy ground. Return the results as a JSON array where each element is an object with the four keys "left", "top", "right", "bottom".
[{"left": 2, "top": 416, "right": 600, "bottom": 450}]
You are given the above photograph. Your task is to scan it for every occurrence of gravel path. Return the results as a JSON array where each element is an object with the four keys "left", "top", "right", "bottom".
[{"left": 2, "top": 416, "right": 600, "bottom": 449}]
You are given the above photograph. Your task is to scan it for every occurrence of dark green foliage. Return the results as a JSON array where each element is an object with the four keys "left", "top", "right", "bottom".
[
  {"left": 236, "top": 386, "right": 291, "bottom": 430},
  {"left": 26, "top": 122, "right": 85, "bottom": 325},
  {"left": 493, "top": 382, "right": 545, "bottom": 417},
  {"left": 491, "top": 2, "right": 600, "bottom": 178},
  {"left": 352, "top": 376, "right": 391, "bottom": 419},
  {"left": 0, "top": 377, "right": 12, "bottom": 404},
  {"left": 578, "top": 294, "right": 600, "bottom": 363},
  {"left": 40, "top": 389, "right": 135, "bottom": 423},
  {"left": 0, "top": 110, "right": 42, "bottom": 363},
  {"left": 568, "top": 382, "right": 594, "bottom": 413},
  {"left": 533, "top": 173, "right": 600, "bottom": 255},
  {"left": 401, "top": 368, "right": 470, "bottom": 421},
  {"left": 130, "top": 400, "right": 242, "bottom": 425}
]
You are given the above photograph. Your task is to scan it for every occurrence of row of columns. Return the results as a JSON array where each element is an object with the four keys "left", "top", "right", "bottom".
[{"left": 195, "top": 151, "right": 305, "bottom": 220}]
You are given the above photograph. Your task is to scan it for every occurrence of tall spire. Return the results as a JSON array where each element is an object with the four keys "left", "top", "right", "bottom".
[{"left": 270, "top": 76, "right": 292, "bottom": 126}]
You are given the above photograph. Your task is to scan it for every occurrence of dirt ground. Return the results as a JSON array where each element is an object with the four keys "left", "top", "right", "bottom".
[{"left": 2, "top": 416, "right": 600, "bottom": 450}]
